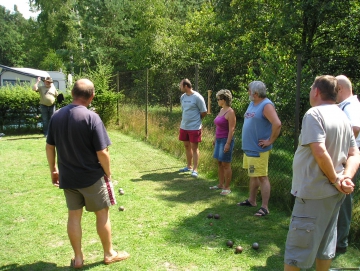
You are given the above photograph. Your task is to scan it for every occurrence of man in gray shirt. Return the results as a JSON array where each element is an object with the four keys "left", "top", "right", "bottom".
[
  {"left": 284, "top": 75, "right": 358, "bottom": 271},
  {"left": 178, "top": 79, "right": 207, "bottom": 177}
]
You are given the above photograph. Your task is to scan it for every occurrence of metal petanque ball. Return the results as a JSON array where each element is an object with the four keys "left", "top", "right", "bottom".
[
  {"left": 207, "top": 213, "right": 214, "bottom": 219},
  {"left": 252, "top": 242, "right": 259, "bottom": 250},
  {"left": 118, "top": 206, "right": 125, "bottom": 211},
  {"left": 214, "top": 214, "right": 220, "bottom": 219},
  {"left": 226, "top": 240, "right": 234, "bottom": 248},
  {"left": 235, "top": 246, "right": 243, "bottom": 254}
]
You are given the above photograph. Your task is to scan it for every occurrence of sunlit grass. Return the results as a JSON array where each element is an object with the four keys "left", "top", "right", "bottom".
[{"left": 0, "top": 132, "right": 359, "bottom": 270}]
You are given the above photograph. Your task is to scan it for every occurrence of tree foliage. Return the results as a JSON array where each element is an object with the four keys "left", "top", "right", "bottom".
[{"left": 1, "top": 0, "right": 359, "bottom": 106}]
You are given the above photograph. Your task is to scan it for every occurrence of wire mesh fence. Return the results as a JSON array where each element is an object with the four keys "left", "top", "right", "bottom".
[
  {"left": 115, "top": 61, "right": 360, "bottom": 244},
  {"left": 116, "top": 67, "right": 295, "bottom": 207}
]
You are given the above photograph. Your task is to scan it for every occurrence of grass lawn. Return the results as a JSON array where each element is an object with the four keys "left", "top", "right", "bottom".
[{"left": 0, "top": 131, "right": 359, "bottom": 271}]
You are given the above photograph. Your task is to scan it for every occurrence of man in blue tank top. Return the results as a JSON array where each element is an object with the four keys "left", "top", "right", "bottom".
[{"left": 238, "top": 81, "right": 281, "bottom": 217}]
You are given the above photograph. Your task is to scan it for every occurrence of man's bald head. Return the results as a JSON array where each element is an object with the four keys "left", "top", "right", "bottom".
[
  {"left": 72, "top": 79, "right": 95, "bottom": 101},
  {"left": 335, "top": 75, "right": 353, "bottom": 102}
]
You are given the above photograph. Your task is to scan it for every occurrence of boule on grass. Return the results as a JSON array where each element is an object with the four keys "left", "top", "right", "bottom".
[
  {"left": 118, "top": 206, "right": 125, "bottom": 211},
  {"left": 207, "top": 213, "right": 214, "bottom": 219},
  {"left": 226, "top": 240, "right": 234, "bottom": 248},
  {"left": 214, "top": 214, "right": 220, "bottom": 219},
  {"left": 252, "top": 242, "right": 259, "bottom": 250},
  {"left": 119, "top": 190, "right": 125, "bottom": 195},
  {"left": 235, "top": 246, "right": 243, "bottom": 254}
]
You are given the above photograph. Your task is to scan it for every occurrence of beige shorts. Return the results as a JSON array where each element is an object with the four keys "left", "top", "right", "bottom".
[
  {"left": 242, "top": 151, "right": 270, "bottom": 177},
  {"left": 64, "top": 176, "right": 116, "bottom": 212}
]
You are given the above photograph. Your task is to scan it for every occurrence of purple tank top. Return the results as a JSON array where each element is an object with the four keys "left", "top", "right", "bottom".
[{"left": 214, "top": 110, "right": 229, "bottom": 138}]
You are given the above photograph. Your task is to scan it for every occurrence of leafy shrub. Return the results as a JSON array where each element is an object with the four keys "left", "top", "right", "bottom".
[
  {"left": 0, "top": 84, "right": 40, "bottom": 133},
  {"left": 75, "top": 60, "right": 123, "bottom": 125}
]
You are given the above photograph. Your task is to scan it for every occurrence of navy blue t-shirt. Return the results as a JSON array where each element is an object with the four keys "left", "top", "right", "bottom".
[{"left": 47, "top": 104, "right": 111, "bottom": 189}]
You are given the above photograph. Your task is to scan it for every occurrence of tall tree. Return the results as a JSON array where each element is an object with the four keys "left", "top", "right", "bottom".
[{"left": 0, "top": 6, "right": 28, "bottom": 66}]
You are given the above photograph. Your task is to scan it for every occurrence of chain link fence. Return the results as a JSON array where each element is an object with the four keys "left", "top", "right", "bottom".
[
  {"left": 115, "top": 67, "right": 295, "bottom": 206},
  {"left": 115, "top": 59, "right": 360, "bottom": 243}
]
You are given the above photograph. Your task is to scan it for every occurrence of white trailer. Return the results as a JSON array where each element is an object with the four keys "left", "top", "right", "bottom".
[{"left": 0, "top": 64, "right": 67, "bottom": 92}]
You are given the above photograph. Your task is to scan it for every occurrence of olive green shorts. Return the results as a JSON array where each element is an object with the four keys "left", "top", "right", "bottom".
[{"left": 64, "top": 176, "right": 117, "bottom": 212}]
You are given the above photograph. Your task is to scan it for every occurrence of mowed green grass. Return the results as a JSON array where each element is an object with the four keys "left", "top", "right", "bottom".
[{"left": 0, "top": 131, "right": 359, "bottom": 271}]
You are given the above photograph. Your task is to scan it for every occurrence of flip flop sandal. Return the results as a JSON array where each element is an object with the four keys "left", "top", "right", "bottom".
[
  {"left": 70, "top": 259, "right": 84, "bottom": 269},
  {"left": 179, "top": 167, "right": 192, "bottom": 172},
  {"left": 220, "top": 189, "right": 231, "bottom": 195},
  {"left": 254, "top": 207, "right": 269, "bottom": 217},
  {"left": 209, "top": 185, "right": 222, "bottom": 190},
  {"left": 104, "top": 251, "right": 130, "bottom": 265},
  {"left": 237, "top": 199, "right": 256, "bottom": 207}
]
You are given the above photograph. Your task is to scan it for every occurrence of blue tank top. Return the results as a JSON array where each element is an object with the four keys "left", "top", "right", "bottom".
[{"left": 242, "top": 98, "right": 274, "bottom": 156}]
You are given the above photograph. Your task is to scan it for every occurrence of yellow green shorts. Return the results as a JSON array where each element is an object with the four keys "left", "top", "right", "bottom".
[{"left": 242, "top": 151, "right": 270, "bottom": 177}]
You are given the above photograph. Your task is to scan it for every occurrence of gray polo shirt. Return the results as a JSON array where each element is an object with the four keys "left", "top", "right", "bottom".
[{"left": 180, "top": 91, "right": 207, "bottom": 130}]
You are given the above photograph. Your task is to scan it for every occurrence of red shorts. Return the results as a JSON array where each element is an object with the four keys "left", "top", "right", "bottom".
[{"left": 179, "top": 128, "right": 202, "bottom": 143}]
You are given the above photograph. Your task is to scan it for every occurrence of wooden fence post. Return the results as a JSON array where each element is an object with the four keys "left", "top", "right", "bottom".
[{"left": 207, "top": 90, "right": 212, "bottom": 114}]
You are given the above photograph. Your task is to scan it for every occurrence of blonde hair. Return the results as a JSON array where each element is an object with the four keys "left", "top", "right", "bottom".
[{"left": 216, "top": 89, "right": 233, "bottom": 106}]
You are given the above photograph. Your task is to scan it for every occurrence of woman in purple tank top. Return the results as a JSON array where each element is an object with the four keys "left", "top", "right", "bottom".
[{"left": 209, "top": 89, "right": 236, "bottom": 195}]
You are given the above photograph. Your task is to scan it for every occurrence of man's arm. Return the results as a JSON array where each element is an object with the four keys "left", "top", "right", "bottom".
[
  {"left": 259, "top": 104, "right": 281, "bottom": 147},
  {"left": 200, "top": 112, "right": 207, "bottom": 119},
  {"left": 343, "top": 146, "right": 360, "bottom": 179},
  {"left": 352, "top": 126, "right": 360, "bottom": 139},
  {"left": 309, "top": 142, "right": 337, "bottom": 183},
  {"left": 97, "top": 147, "right": 111, "bottom": 178},
  {"left": 33, "top": 77, "right": 41, "bottom": 91},
  {"left": 310, "top": 142, "right": 356, "bottom": 194},
  {"left": 45, "top": 143, "right": 59, "bottom": 186}
]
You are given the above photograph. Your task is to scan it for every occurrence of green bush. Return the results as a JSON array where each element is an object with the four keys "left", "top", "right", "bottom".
[
  {"left": 0, "top": 85, "right": 40, "bottom": 134},
  {"left": 75, "top": 60, "right": 124, "bottom": 126}
]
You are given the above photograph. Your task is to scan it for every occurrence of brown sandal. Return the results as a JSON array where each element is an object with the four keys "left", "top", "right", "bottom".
[
  {"left": 104, "top": 251, "right": 130, "bottom": 265},
  {"left": 70, "top": 258, "right": 84, "bottom": 269}
]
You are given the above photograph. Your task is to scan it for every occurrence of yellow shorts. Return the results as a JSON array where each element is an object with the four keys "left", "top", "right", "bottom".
[{"left": 242, "top": 151, "right": 270, "bottom": 177}]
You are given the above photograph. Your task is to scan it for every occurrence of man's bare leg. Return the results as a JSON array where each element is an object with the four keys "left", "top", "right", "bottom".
[
  {"left": 190, "top": 142, "right": 199, "bottom": 172},
  {"left": 284, "top": 263, "right": 300, "bottom": 271},
  {"left": 315, "top": 258, "right": 332, "bottom": 271},
  {"left": 248, "top": 177, "right": 260, "bottom": 206},
  {"left": 183, "top": 141, "right": 193, "bottom": 169},
  {"left": 258, "top": 176, "right": 270, "bottom": 211},
  {"left": 68, "top": 209, "right": 84, "bottom": 265}
]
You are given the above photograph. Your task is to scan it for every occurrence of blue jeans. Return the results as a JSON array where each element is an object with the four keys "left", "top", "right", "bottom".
[
  {"left": 336, "top": 167, "right": 360, "bottom": 248},
  {"left": 40, "top": 104, "right": 55, "bottom": 136}
]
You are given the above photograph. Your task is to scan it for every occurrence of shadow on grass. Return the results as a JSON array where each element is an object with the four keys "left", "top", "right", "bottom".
[
  {"left": 162, "top": 202, "right": 289, "bottom": 269},
  {"left": 132, "top": 168, "right": 290, "bottom": 268},
  {"left": 132, "top": 170, "right": 224, "bottom": 203},
  {"left": 249, "top": 255, "right": 286, "bottom": 271},
  {"left": 2, "top": 135, "right": 44, "bottom": 140},
  {"left": 0, "top": 260, "right": 105, "bottom": 271}
]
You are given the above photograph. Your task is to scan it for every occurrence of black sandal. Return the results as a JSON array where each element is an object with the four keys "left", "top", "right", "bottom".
[
  {"left": 254, "top": 207, "right": 269, "bottom": 217},
  {"left": 237, "top": 199, "right": 256, "bottom": 207}
]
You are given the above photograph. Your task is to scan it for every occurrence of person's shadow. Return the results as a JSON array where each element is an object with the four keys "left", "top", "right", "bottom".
[{"left": 0, "top": 260, "right": 104, "bottom": 271}]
